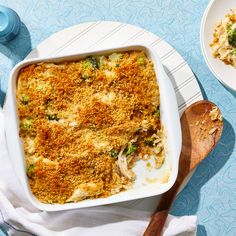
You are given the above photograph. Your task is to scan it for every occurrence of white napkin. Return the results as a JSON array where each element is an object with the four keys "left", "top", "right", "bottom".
[{"left": 0, "top": 107, "right": 197, "bottom": 236}]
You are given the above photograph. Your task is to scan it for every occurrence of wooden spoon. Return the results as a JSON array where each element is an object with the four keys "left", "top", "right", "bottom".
[{"left": 144, "top": 100, "right": 223, "bottom": 236}]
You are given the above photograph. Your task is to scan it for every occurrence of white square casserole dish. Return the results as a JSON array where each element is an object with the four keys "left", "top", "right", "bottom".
[{"left": 3, "top": 44, "right": 181, "bottom": 211}]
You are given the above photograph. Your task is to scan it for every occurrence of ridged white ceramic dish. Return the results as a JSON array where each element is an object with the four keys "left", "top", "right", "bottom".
[{"left": 3, "top": 44, "right": 181, "bottom": 211}]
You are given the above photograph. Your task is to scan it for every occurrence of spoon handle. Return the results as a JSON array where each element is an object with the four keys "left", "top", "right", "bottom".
[
  {"left": 143, "top": 210, "right": 168, "bottom": 236},
  {"left": 143, "top": 173, "right": 184, "bottom": 236},
  {"left": 144, "top": 101, "right": 223, "bottom": 236}
]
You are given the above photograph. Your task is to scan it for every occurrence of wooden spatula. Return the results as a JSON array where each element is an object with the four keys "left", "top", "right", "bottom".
[{"left": 144, "top": 100, "right": 223, "bottom": 236}]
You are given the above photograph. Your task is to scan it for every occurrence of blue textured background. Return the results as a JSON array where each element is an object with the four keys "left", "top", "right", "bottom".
[{"left": 0, "top": 0, "right": 236, "bottom": 235}]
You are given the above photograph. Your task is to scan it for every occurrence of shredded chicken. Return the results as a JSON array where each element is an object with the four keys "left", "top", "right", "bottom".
[
  {"left": 117, "top": 146, "right": 134, "bottom": 180},
  {"left": 152, "top": 132, "right": 163, "bottom": 154}
]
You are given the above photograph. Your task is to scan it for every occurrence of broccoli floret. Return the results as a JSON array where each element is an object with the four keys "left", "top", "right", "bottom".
[
  {"left": 227, "top": 23, "right": 233, "bottom": 33},
  {"left": 81, "top": 74, "right": 90, "bottom": 81},
  {"left": 20, "top": 118, "right": 32, "bottom": 130},
  {"left": 123, "top": 142, "right": 137, "bottom": 156},
  {"left": 153, "top": 108, "right": 160, "bottom": 118},
  {"left": 232, "top": 48, "right": 236, "bottom": 56},
  {"left": 144, "top": 137, "right": 154, "bottom": 147},
  {"left": 27, "top": 163, "right": 35, "bottom": 178},
  {"left": 45, "top": 104, "right": 59, "bottom": 121},
  {"left": 137, "top": 56, "right": 145, "bottom": 65},
  {"left": 47, "top": 114, "right": 59, "bottom": 121},
  {"left": 109, "top": 150, "right": 118, "bottom": 158},
  {"left": 83, "top": 57, "right": 98, "bottom": 69},
  {"left": 21, "top": 94, "right": 29, "bottom": 105},
  {"left": 83, "top": 60, "right": 92, "bottom": 68},
  {"left": 90, "top": 57, "right": 98, "bottom": 68},
  {"left": 228, "top": 27, "right": 236, "bottom": 47}
]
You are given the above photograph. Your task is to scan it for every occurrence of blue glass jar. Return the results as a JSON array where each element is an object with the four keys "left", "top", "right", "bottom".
[{"left": 0, "top": 5, "right": 21, "bottom": 42}]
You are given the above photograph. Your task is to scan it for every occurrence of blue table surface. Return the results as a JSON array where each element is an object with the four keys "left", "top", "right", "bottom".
[{"left": 0, "top": 0, "right": 236, "bottom": 235}]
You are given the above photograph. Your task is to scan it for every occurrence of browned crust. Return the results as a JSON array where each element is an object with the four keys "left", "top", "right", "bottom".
[{"left": 16, "top": 50, "right": 163, "bottom": 203}]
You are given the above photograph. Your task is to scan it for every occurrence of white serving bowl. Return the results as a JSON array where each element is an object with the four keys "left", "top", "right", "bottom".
[
  {"left": 3, "top": 44, "right": 181, "bottom": 211},
  {"left": 200, "top": 0, "right": 236, "bottom": 91}
]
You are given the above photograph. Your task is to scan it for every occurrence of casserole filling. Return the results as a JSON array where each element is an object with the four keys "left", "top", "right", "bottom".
[
  {"left": 16, "top": 50, "right": 165, "bottom": 204},
  {"left": 211, "top": 9, "right": 236, "bottom": 67}
]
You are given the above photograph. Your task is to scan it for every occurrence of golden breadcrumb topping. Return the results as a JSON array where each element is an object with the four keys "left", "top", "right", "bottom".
[{"left": 16, "top": 50, "right": 165, "bottom": 204}]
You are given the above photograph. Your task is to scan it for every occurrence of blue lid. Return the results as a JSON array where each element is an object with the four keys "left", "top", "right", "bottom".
[
  {"left": 0, "top": 10, "right": 9, "bottom": 33},
  {"left": 0, "top": 5, "right": 21, "bottom": 42}
]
